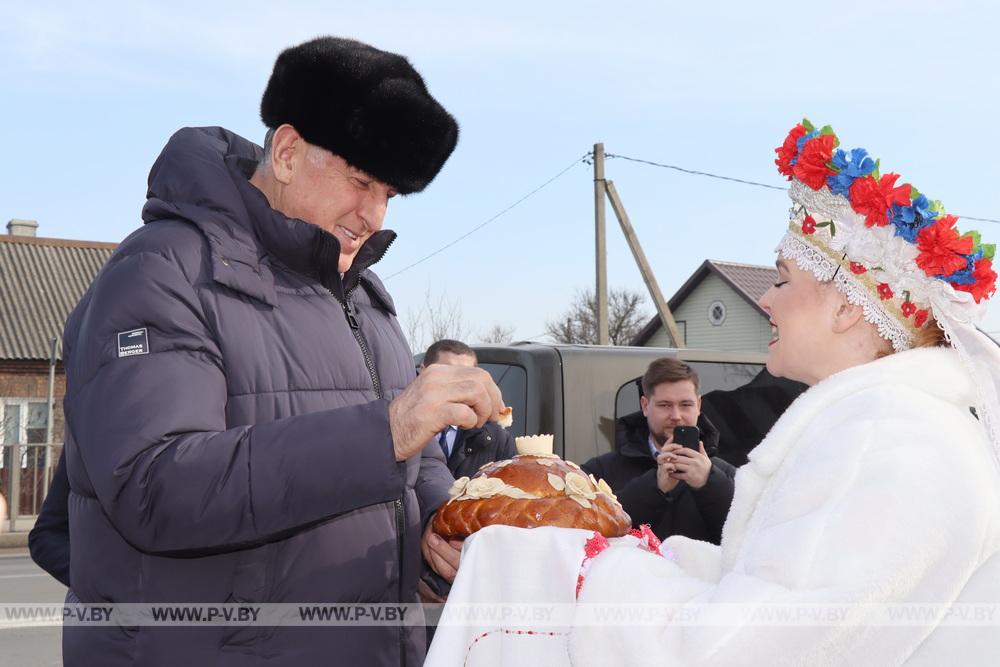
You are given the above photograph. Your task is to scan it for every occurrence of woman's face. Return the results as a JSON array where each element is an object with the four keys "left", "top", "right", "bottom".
[{"left": 758, "top": 258, "right": 839, "bottom": 385}]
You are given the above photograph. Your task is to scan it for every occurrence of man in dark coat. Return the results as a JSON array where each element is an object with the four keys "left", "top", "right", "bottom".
[
  {"left": 420, "top": 340, "right": 517, "bottom": 479},
  {"left": 59, "top": 37, "right": 504, "bottom": 667},
  {"left": 582, "top": 358, "right": 736, "bottom": 544}
]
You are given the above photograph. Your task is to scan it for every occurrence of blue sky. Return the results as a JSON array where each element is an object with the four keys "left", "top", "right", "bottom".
[{"left": 3, "top": 1, "right": 999, "bottom": 347}]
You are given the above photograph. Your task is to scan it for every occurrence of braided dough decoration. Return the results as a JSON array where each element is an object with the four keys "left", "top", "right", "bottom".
[{"left": 432, "top": 455, "right": 631, "bottom": 538}]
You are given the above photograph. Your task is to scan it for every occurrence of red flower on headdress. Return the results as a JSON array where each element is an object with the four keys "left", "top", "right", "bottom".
[
  {"left": 914, "top": 309, "right": 929, "bottom": 328},
  {"left": 901, "top": 301, "right": 916, "bottom": 318},
  {"left": 792, "top": 135, "right": 837, "bottom": 190},
  {"left": 801, "top": 215, "right": 817, "bottom": 235},
  {"left": 849, "top": 262, "right": 868, "bottom": 275},
  {"left": 848, "top": 173, "right": 912, "bottom": 227},
  {"left": 954, "top": 258, "right": 998, "bottom": 304},
  {"left": 915, "top": 215, "right": 974, "bottom": 276},
  {"left": 775, "top": 124, "right": 808, "bottom": 178},
  {"left": 877, "top": 283, "right": 894, "bottom": 300}
]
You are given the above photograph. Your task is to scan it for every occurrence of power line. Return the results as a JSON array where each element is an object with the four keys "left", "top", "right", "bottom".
[
  {"left": 605, "top": 153, "right": 788, "bottom": 191},
  {"left": 384, "top": 154, "right": 589, "bottom": 280},
  {"left": 606, "top": 152, "right": 1000, "bottom": 225}
]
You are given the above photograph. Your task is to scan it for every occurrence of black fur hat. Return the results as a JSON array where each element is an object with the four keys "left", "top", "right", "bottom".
[{"left": 260, "top": 37, "right": 458, "bottom": 194}]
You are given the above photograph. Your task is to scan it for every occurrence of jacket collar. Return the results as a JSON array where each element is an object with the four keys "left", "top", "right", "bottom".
[{"left": 142, "top": 126, "right": 397, "bottom": 306}]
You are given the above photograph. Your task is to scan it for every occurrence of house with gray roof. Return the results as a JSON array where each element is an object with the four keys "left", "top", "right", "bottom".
[
  {"left": 632, "top": 259, "right": 777, "bottom": 352},
  {"left": 0, "top": 219, "right": 116, "bottom": 518}
]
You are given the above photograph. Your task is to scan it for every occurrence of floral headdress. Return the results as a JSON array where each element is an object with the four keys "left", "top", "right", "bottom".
[
  {"left": 775, "top": 119, "right": 1000, "bottom": 466},
  {"left": 775, "top": 119, "right": 996, "bottom": 351}
]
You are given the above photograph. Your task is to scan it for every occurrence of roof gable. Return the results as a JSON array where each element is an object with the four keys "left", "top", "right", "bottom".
[{"left": 632, "top": 259, "right": 777, "bottom": 346}]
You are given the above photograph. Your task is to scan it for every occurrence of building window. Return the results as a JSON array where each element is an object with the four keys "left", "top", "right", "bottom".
[
  {"left": 1, "top": 400, "right": 49, "bottom": 468},
  {"left": 708, "top": 300, "right": 727, "bottom": 326}
]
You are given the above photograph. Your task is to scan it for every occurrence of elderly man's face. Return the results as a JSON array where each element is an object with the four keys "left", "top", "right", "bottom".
[{"left": 281, "top": 144, "right": 397, "bottom": 273}]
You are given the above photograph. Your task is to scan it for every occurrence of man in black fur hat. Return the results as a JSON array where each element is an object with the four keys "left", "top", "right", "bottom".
[{"left": 58, "top": 36, "right": 499, "bottom": 666}]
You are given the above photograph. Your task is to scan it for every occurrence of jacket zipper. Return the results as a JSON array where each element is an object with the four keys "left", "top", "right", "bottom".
[
  {"left": 333, "top": 288, "right": 383, "bottom": 399},
  {"left": 394, "top": 498, "right": 406, "bottom": 665},
  {"left": 324, "top": 236, "right": 403, "bottom": 662},
  {"left": 330, "top": 285, "right": 403, "bottom": 662}
]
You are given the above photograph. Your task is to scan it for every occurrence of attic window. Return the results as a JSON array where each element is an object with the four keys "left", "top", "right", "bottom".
[{"left": 708, "top": 300, "right": 727, "bottom": 326}]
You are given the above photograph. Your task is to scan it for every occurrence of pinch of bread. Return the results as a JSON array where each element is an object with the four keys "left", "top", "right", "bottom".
[{"left": 497, "top": 406, "right": 513, "bottom": 428}]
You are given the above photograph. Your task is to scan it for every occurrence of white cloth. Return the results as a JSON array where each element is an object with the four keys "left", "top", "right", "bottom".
[
  {"left": 425, "top": 526, "right": 589, "bottom": 666},
  {"left": 429, "top": 348, "right": 1000, "bottom": 666}
]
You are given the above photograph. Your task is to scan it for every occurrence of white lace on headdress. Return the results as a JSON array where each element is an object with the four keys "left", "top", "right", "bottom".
[{"left": 776, "top": 233, "right": 914, "bottom": 352}]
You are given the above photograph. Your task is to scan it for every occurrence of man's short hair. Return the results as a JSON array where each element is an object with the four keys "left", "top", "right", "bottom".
[
  {"left": 424, "top": 339, "right": 476, "bottom": 366},
  {"left": 641, "top": 357, "right": 700, "bottom": 397}
]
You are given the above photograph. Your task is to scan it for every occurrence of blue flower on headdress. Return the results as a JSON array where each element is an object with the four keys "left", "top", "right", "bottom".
[
  {"left": 936, "top": 247, "right": 983, "bottom": 286},
  {"left": 889, "top": 194, "right": 938, "bottom": 243},
  {"left": 826, "top": 148, "right": 876, "bottom": 197},
  {"left": 789, "top": 130, "right": 820, "bottom": 167}
]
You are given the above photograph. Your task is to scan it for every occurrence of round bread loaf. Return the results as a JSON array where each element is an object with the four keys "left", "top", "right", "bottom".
[{"left": 432, "top": 454, "right": 631, "bottom": 538}]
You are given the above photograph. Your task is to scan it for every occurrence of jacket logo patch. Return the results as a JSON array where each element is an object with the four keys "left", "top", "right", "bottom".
[{"left": 117, "top": 328, "right": 150, "bottom": 358}]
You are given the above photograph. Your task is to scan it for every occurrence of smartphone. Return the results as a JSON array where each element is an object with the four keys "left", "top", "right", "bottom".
[{"left": 672, "top": 425, "right": 700, "bottom": 450}]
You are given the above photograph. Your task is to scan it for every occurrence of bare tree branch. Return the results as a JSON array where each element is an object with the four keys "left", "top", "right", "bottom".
[
  {"left": 545, "top": 287, "right": 649, "bottom": 345},
  {"left": 403, "top": 289, "right": 467, "bottom": 352},
  {"left": 477, "top": 323, "right": 516, "bottom": 344}
]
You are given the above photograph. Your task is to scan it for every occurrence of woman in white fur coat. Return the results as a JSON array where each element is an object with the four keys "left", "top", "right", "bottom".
[
  {"left": 568, "top": 123, "right": 1000, "bottom": 666},
  {"left": 425, "top": 121, "right": 1000, "bottom": 667}
]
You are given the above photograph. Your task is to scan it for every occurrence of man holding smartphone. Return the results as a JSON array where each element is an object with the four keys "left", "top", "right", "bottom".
[{"left": 581, "top": 358, "right": 736, "bottom": 543}]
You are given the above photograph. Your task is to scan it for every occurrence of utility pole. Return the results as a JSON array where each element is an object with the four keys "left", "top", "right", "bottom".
[
  {"left": 605, "top": 182, "right": 685, "bottom": 348},
  {"left": 593, "top": 143, "right": 609, "bottom": 345},
  {"left": 591, "top": 142, "right": 685, "bottom": 348}
]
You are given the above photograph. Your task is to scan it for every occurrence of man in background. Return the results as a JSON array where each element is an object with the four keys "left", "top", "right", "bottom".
[{"left": 582, "top": 357, "right": 736, "bottom": 544}]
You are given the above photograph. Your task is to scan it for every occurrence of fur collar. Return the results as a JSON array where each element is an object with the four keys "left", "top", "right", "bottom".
[{"left": 720, "top": 347, "right": 972, "bottom": 571}]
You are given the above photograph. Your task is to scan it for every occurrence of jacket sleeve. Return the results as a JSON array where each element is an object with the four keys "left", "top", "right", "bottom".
[
  {"left": 688, "top": 459, "right": 736, "bottom": 544},
  {"left": 64, "top": 251, "right": 406, "bottom": 556},
  {"left": 573, "top": 398, "right": 995, "bottom": 665},
  {"left": 614, "top": 469, "right": 679, "bottom": 528},
  {"left": 416, "top": 440, "right": 454, "bottom": 529},
  {"left": 28, "top": 454, "right": 71, "bottom": 587},
  {"left": 495, "top": 427, "right": 517, "bottom": 461}
]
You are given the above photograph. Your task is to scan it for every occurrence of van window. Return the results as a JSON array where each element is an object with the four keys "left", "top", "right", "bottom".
[{"left": 479, "top": 363, "right": 528, "bottom": 437}]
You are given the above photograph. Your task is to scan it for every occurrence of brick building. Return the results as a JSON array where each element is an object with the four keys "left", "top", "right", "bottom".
[{"left": 0, "top": 219, "right": 116, "bottom": 516}]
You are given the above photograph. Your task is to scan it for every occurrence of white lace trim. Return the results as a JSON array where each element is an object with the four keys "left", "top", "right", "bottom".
[{"left": 777, "top": 234, "right": 914, "bottom": 352}]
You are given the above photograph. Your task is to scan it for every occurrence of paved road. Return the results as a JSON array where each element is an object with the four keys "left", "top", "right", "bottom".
[{"left": 0, "top": 549, "right": 65, "bottom": 666}]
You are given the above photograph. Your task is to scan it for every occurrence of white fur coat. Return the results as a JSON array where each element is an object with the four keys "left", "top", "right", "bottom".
[{"left": 571, "top": 347, "right": 1000, "bottom": 666}]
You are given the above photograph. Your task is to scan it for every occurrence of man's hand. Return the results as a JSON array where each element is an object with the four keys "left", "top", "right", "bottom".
[
  {"left": 421, "top": 522, "right": 464, "bottom": 583},
  {"left": 655, "top": 444, "right": 683, "bottom": 494},
  {"left": 665, "top": 442, "right": 713, "bottom": 489},
  {"left": 389, "top": 364, "right": 505, "bottom": 462}
]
